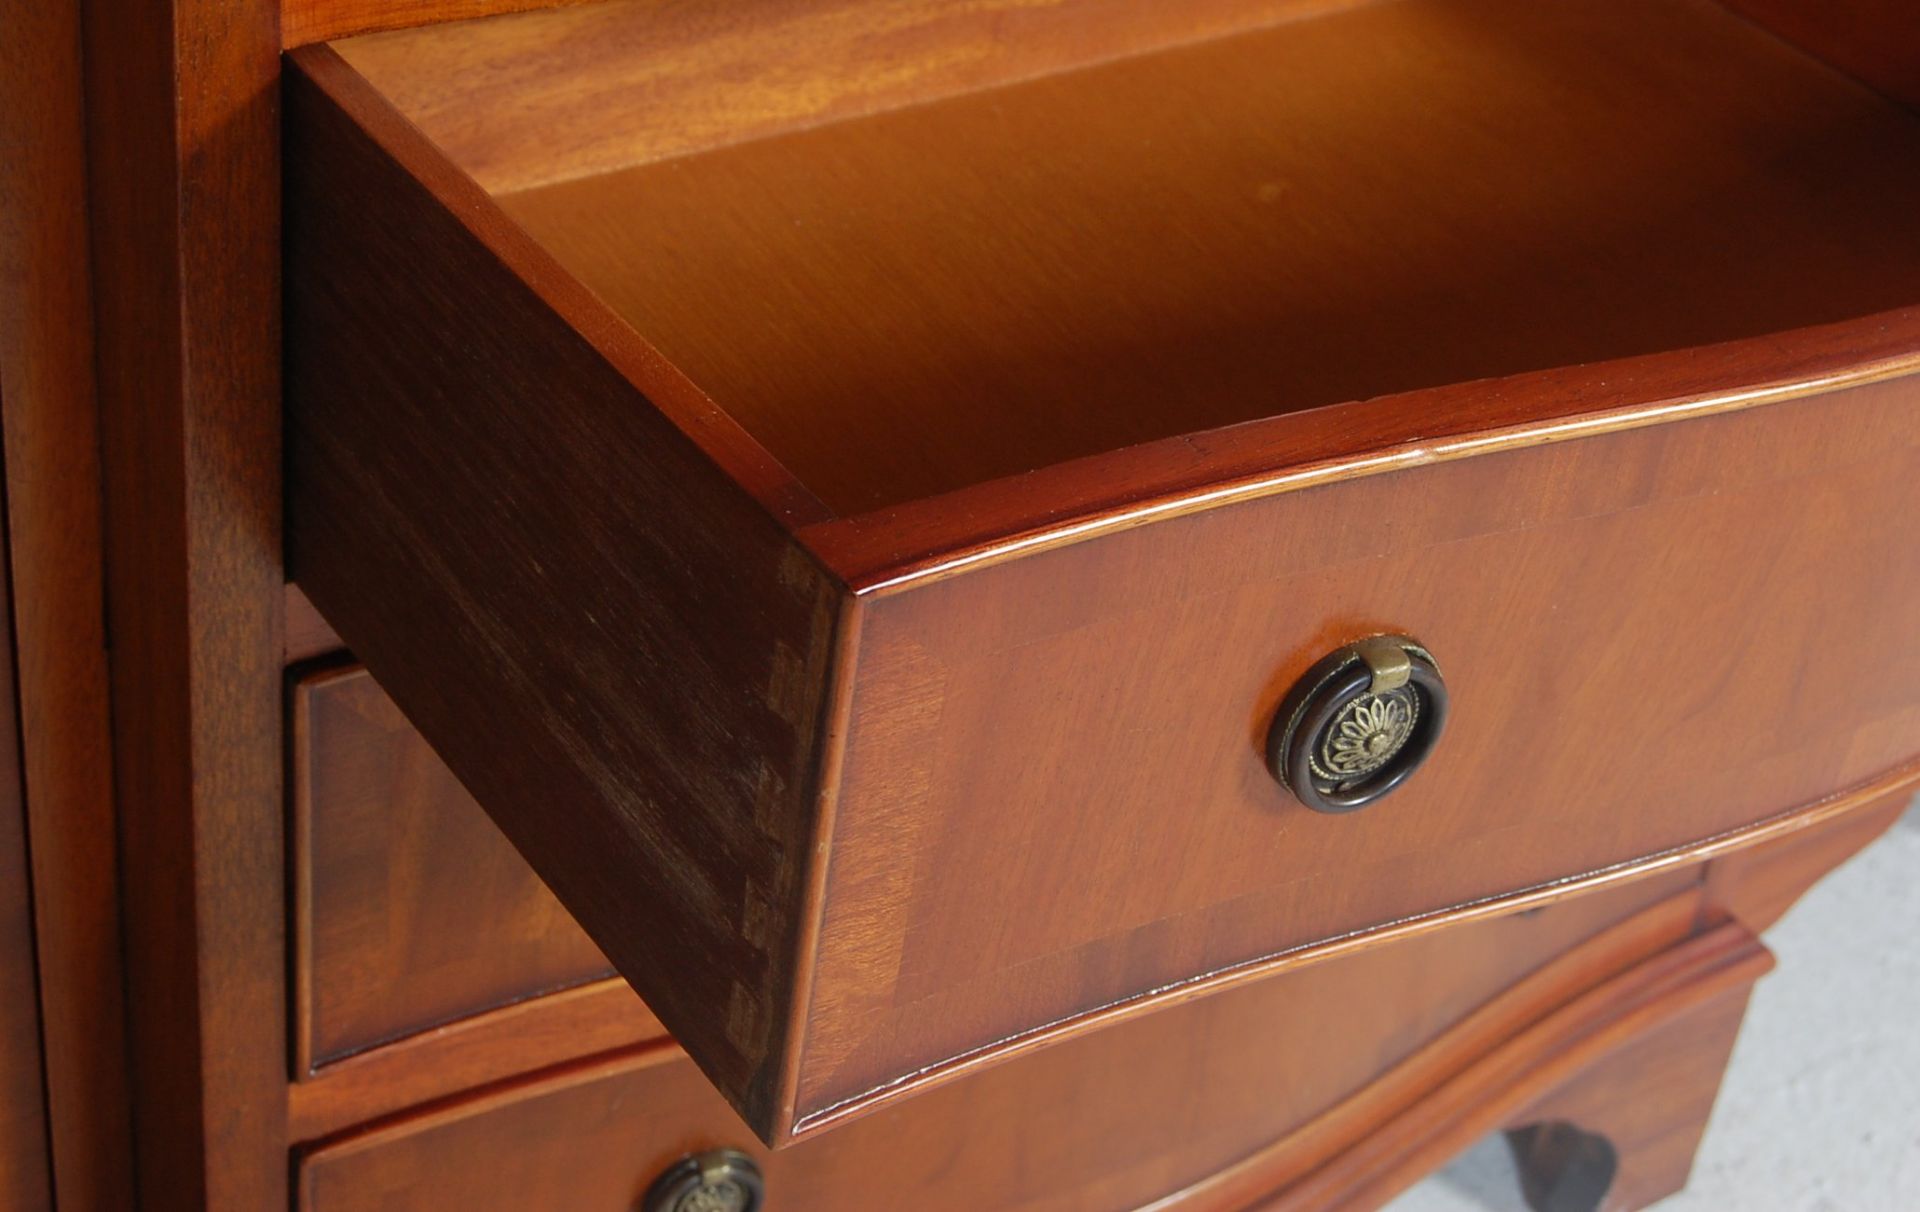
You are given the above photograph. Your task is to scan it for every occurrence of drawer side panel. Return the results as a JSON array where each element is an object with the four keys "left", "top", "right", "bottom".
[{"left": 283, "top": 50, "right": 841, "bottom": 1136}]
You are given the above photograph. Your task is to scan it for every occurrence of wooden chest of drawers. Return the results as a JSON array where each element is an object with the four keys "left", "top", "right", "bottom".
[
  {"left": 3, "top": 0, "right": 1918, "bottom": 1208},
  {"left": 283, "top": 0, "right": 1920, "bottom": 1146}
]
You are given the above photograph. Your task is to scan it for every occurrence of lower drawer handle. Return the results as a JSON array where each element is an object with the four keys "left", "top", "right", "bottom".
[
  {"left": 641, "top": 1149, "right": 764, "bottom": 1212},
  {"left": 1267, "top": 634, "right": 1447, "bottom": 813}
]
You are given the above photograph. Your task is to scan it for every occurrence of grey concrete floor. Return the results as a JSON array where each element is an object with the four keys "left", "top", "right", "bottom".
[{"left": 1390, "top": 798, "right": 1920, "bottom": 1212}]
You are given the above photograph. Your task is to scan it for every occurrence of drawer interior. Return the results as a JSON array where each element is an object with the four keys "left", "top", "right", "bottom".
[{"left": 333, "top": 0, "right": 1920, "bottom": 515}]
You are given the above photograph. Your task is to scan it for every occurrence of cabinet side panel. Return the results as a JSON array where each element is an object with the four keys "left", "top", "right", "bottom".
[
  {"left": 0, "top": 457, "right": 50, "bottom": 1210},
  {"left": 0, "top": 0, "right": 133, "bottom": 1203},
  {"left": 80, "top": 0, "right": 287, "bottom": 1203},
  {"left": 283, "top": 51, "right": 839, "bottom": 1136}
]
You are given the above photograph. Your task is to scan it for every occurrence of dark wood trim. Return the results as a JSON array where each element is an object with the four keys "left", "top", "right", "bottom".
[
  {"left": 0, "top": 411, "right": 52, "bottom": 1210},
  {"left": 284, "top": 584, "right": 344, "bottom": 664},
  {"left": 81, "top": 0, "right": 288, "bottom": 1204}
]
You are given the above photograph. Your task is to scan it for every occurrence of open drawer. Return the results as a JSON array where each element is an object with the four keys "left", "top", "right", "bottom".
[{"left": 284, "top": 0, "right": 1920, "bottom": 1144}]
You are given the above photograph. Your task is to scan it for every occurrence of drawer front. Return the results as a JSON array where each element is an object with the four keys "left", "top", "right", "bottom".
[
  {"left": 805, "top": 382, "right": 1920, "bottom": 1122},
  {"left": 285, "top": 22, "right": 1920, "bottom": 1139},
  {"left": 300, "top": 872, "right": 1694, "bottom": 1210},
  {"left": 293, "top": 663, "right": 622, "bottom": 1070}
]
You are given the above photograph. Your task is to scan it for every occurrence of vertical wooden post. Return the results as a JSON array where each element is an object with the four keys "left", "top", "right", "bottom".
[{"left": 80, "top": 0, "right": 289, "bottom": 1205}]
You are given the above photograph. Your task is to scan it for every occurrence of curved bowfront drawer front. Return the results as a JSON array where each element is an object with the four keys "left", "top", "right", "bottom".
[
  {"left": 284, "top": 0, "right": 1920, "bottom": 1141},
  {"left": 298, "top": 875, "right": 1701, "bottom": 1210},
  {"left": 802, "top": 385, "right": 1920, "bottom": 1124}
]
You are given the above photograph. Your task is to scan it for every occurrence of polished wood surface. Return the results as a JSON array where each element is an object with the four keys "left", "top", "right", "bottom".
[
  {"left": 284, "top": 0, "right": 593, "bottom": 48},
  {"left": 294, "top": 663, "right": 622, "bottom": 1070},
  {"left": 287, "top": 0, "right": 1920, "bottom": 1142},
  {"left": 336, "top": 0, "right": 1368, "bottom": 194},
  {"left": 3, "top": 0, "right": 1912, "bottom": 1204},
  {"left": 806, "top": 306, "right": 1920, "bottom": 591},
  {"left": 1199, "top": 924, "right": 1770, "bottom": 1211},
  {"left": 298, "top": 872, "right": 1695, "bottom": 1210},
  {"left": 290, "top": 781, "right": 1902, "bottom": 1210},
  {"left": 288, "top": 979, "right": 664, "bottom": 1143},
  {"left": 79, "top": 0, "right": 288, "bottom": 1202},
  {"left": 435, "top": 0, "right": 1920, "bottom": 513},
  {"left": 286, "top": 48, "right": 842, "bottom": 1135},
  {"left": 799, "top": 382, "right": 1920, "bottom": 1131},
  {"left": 291, "top": 787, "right": 1881, "bottom": 1212},
  {"left": 0, "top": 0, "right": 134, "bottom": 1204},
  {"left": 0, "top": 466, "right": 51, "bottom": 1211}
]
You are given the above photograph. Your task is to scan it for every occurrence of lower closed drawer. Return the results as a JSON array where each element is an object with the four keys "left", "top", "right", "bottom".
[
  {"left": 299, "top": 870, "right": 1696, "bottom": 1210},
  {"left": 292, "top": 663, "right": 634, "bottom": 1071}
]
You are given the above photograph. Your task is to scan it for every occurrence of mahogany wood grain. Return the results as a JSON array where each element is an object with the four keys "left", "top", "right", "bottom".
[
  {"left": 6, "top": 0, "right": 1903, "bottom": 1202},
  {"left": 1723, "top": 0, "right": 1920, "bottom": 111},
  {"left": 335, "top": 0, "right": 1371, "bottom": 194},
  {"left": 1160, "top": 789, "right": 1890, "bottom": 1209},
  {"left": 797, "top": 383, "right": 1920, "bottom": 1131},
  {"left": 468, "top": 0, "right": 1920, "bottom": 514},
  {"left": 0, "top": 463, "right": 51, "bottom": 1211},
  {"left": 284, "top": 0, "right": 592, "bottom": 49},
  {"left": 0, "top": 0, "right": 134, "bottom": 1205},
  {"left": 80, "top": 0, "right": 287, "bottom": 1203},
  {"left": 293, "top": 663, "right": 623, "bottom": 1070},
  {"left": 286, "top": 49, "right": 842, "bottom": 1135},
  {"left": 288, "top": 0, "right": 1920, "bottom": 1141},
  {"left": 297, "top": 872, "right": 1696, "bottom": 1210},
  {"left": 288, "top": 979, "right": 664, "bottom": 1143},
  {"left": 1139, "top": 896, "right": 1700, "bottom": 1211}
]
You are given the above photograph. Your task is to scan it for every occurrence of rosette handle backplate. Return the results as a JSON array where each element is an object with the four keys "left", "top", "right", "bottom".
[
  {"left": 1266, "top": 635, "right": 1448, "bottom": 813},
  {"left": 640, "top": 1149, "right": 764, "bottom": 1212}
]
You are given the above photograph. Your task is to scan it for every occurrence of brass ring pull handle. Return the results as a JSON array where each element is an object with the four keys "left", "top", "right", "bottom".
[
  {"left": 1267, "top": 635, "right": 1448, "bottom": 813},
  {"left": 640, "top": 1149, "right": 764, "bottom": 1212}
]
